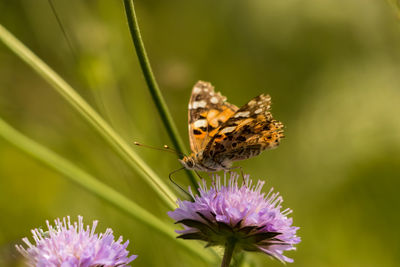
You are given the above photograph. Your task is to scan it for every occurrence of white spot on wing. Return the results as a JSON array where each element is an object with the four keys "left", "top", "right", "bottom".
[
  {"left": 247, "top": 99, "right": 256, "bottom": 106},
  {"left": 234, "top": 111, "right": 250, "bottom": 118},
  {"left": 254, "top": 108, "right": 263, "bottom": 114},
  {"left": 194, "top": 119, "right": 208, "bottom": 128},
  {"left": 220, "top": 126, "right": 236, "bottom": 134},
  {"left": 193, "top": 87, "right": 202, "bottom": 94},
  {"left": 192, "top": 100, "right": 207, "bottom": 109},
  {"left": 210, "top": 96, "right": 219, "bottom": 104}
]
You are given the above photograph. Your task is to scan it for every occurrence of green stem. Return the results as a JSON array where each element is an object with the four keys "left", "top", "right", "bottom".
[
  {"left": 122, "top": 0, "right": 198, "bottom": 190},
  {"left": 221, "top": 238, "right": 236, "bottom": 267},
  {"left": 0, "top": 117, "right": 215, "bottom": 263},
  {"left": 0, "top": 24, "right": 176, "bottom": 209}
]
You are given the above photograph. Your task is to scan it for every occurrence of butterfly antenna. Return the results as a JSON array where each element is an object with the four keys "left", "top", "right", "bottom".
[
  {"left": 134, "top": 142, "right": 185, "bottom": 157},
  {"left": 169, "top": 167, "right": 194, "bottom": 200},
  {"left": 162, "top": 145, "right": 183, "bottom": 155},
  {"left": 48, "top": 0, "right": 78, "bottom": 61}
]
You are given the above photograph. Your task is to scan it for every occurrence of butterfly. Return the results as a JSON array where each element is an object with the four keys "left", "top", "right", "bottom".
[{"left": 179, "top": 81, "right": 284, "bottom": 172}]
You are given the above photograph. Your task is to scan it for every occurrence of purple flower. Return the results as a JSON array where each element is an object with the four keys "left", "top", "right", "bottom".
[
  {"left": 168, "top": 173, "right": 300, "bottom": 263},
  {"left": 16, "top": 216, "right": 137, "bottom": 267}
]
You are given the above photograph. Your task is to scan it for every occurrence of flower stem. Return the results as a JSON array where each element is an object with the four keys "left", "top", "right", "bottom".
[
  {"left": 122, "top": 0, "right": 198, "bottom": 190},
  {"left": 221, "top": 238, "right": 236, "bottom": 267}
]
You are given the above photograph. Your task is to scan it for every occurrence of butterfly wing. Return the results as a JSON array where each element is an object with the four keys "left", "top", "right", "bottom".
[
  {"left": 188, "top": 81, "right": 239, "bottom": 154},
  {"left": 204, "top": 94, "right": 284, "bottom": 165}
]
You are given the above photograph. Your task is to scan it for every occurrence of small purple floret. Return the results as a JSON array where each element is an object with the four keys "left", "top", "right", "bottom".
[
  {"left": 16, "top": 216, "right": 137, "bottom": 267},
  {"left": 168, "top": 173, "right": 300, "bottom": 263}
]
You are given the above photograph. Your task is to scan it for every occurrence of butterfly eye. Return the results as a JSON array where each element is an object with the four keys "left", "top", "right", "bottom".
[{"left": 187, "top": 160, "right": 194, "bottom": 168}]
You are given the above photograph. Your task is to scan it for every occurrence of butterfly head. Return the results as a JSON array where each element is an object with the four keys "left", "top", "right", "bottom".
[{"left": 179, "top": 154, "right": 197, "bottom": 170}]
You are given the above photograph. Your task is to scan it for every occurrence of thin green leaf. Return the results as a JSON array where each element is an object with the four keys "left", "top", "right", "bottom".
[
  {"left": 0, "top": 24, "right": 177, "bottom": 209},
  {"left": 0, "top": 117, "right": 216, "bottom": 263}
]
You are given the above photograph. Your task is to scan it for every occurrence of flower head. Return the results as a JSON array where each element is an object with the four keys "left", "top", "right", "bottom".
[
  {"left": 168, "top": 173, "right": 300, "bottom": 263},
  {"left": 16, "top": 216, "right": 137, "bottom": 267}
]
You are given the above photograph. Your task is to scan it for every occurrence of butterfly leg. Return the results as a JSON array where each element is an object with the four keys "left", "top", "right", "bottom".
[
  {"left": 194, "top": 170, "right": 205, "bottom": 180},
  {"left": 238, "top": 166, "right": 245, "bottom": 182}
]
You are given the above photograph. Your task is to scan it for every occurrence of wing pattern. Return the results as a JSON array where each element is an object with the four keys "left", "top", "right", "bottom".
[
  {"left": 203, "top": 94, "right": 284, "bottom": 166},
  {"left": 188, "top": 81, "right": 238, "bottom": 153}
]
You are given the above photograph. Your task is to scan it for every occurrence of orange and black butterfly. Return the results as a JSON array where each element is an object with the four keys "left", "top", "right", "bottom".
[{"left": 179, "top": 81, "right": 284, "bottom": 172}]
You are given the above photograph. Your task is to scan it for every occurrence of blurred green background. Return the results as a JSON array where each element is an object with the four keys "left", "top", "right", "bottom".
[{"left": 1, "top": 0, "right": 400, "bottom": 266}]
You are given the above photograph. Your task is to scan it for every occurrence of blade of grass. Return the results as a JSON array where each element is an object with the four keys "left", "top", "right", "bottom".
[
  {"left": 0, "top": 117, "right": 216, "bottom": 263},
  {"left": 122, "top": 0, "right": 198, "bottom": 190},
  {"left": 0, "top": 24, "right": 176, "bottom": 209}
]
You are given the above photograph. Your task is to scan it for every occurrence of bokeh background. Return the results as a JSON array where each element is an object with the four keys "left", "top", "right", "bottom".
[{"left": 1, "top": 0, "right": 400, "bottom": 266}]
